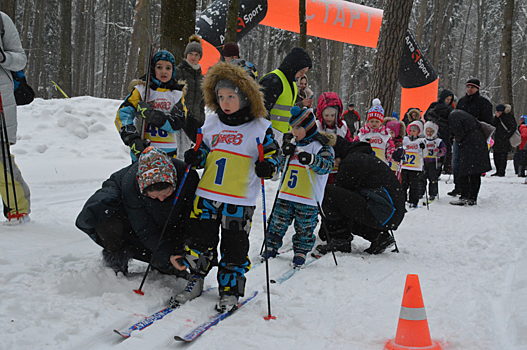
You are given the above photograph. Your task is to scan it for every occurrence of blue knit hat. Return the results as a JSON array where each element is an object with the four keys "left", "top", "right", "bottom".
[
  {"left": 289, "top": 106, "right": 317, "bottom": 138},
  {"left": 150, "top": 50, "right": 176, "bottom": 84}
]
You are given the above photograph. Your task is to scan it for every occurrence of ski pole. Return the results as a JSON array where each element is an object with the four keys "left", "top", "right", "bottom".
[
  {"left": 300, "top": 148, "right": 338, "bottom": 266},
  {"left": 256, "top": 137, "right": 276, "bottom": 321},
  {"left": 389, "top": 230, "right": 399, "bottom": 253},
  {"left": 259, "top": 137, "right": 296, "bottom": 255},
  {"left": 134, "top": 129, "right": 203, "bottom": 295},
  {"left": 436, "top": 156, "right": 440, "bottom": 200},
  {"left": 0, "top": 92, "right": 22, "bottom": 221}
]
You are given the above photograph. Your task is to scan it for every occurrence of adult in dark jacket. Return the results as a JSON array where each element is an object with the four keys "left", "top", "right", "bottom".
[
  {"left": 174, "top": 35, "right": 206, "bottom": 153},
  {"left": 491, "top": 104, "right": 516, "bottom": 177},
  {"left": 448, "top": 78, "right": 493, "bottom": 197},
  {"left": 316, "top": 139, "right": 405, "bottom": 255},
  {"left": 259, "top": 47, "right": 312, "bottom": 144},
  {"left": 75, "top": 147, "right": 199, "bottom": 276},
  {"left": 448, "top": 110, "right": 491, "bottom": 206},
  {"left": 424, "top": 89, "right": 454, "bottom": 173}
]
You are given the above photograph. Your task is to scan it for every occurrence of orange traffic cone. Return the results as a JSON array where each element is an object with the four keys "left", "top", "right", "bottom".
[{"left": 384, "top": 274, "right": 442, "bottom": 350}]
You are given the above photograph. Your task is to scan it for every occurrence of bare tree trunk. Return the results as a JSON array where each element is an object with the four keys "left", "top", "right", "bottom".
[
  {"left": 124, "top": 0, "right": 145, "bottom": 93},
  {"left": 369, "top": 0, "right": 413, "bottom": 116},
  {"left": 319, "top": 39, "right": 329, "bottom": 93},
  {"left": 299, "top": 0, "right": 307, "bottom": 49},
  {"left": 415, "top": 0, "right": 428, "bottom": 44},
  {"left": 472, "top": 0, "right": 484, "bottom": 77},
  {"left": 224, "top": 0, "right": 240, "bottom": 43},
  {"left": 88, "top": 0, "right": 96, "bottom": 96},
  {"left": 58, "top": 0, "right": 72, "bottom": 97},
  {"left": 161, "top": 0, "right": 196, "bottom": 61},
  {"left": 454, "top": 0, "right": 473, "bottom": 95},
  {"left": 330, "top": 41, "right": 343, "bottom": 93},
  {"left": 500, "top": 0, "right": 514, "bottom": 107},
  {"left": 3, "top": 0, "right": 16, "bottom": 19}
]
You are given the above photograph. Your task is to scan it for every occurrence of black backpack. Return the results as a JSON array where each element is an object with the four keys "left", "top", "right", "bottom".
[{"left": 0, "top": 14, "right": 35, "bottom": 105}]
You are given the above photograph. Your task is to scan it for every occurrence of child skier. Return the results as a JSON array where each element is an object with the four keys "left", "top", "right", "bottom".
[
  {"left": 315, "top": 92, "right": 352, "bottom": 184},
  {"left": 384, "top": 117, "right": 406, "bottom": 176},
  {"left": 115, "top": 50, "right": 186, "bottom": 162},
  {"left": 423, "top": 121, "right": 446, "bottom": 201},
  {"left": 263, "top": 106, "right": 334, "bottom": 267},
  {"left": 355, "top": 99, "right": 395, "bottom": 165},
  {"left": 401, "top": 121, "right": 427, "bottom": 208},
  {"left": 169, "top": 62, "right": 281, "bottom": 313}
]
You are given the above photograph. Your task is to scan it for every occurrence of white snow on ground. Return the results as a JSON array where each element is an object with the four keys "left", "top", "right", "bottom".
[{"left": 1, "top": 96, "right": 527, "bottom": 350}]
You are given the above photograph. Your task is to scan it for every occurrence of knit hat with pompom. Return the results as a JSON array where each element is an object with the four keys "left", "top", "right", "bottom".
[
  {"left": 289, "top": 106, "right": 318, "bottom": 139},
  {"left": 367, "top": 98, "right": 384, "bottom": 123}
]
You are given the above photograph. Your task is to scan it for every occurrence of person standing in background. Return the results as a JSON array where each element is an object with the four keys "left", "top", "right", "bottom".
[
  {"left": 0, "top": 11, "right": 31, "bottom": 225},
  {"left": 174, "top": 34, "right": 206, "bottom": 159}
]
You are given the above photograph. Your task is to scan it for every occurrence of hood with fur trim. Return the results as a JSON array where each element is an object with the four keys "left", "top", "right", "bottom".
[
  {"left": 202, "top": 61, "right": 266, "bottom": 119},
  {"left": 383, "top": 117, "right": 406, "bottom": 138}
]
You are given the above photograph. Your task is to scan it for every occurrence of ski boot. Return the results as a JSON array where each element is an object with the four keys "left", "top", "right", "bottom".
[
  {"left": 169, "top": 275, "right": 204, "bottom": 308},
  {"left": 216, "top": 294, "right": 239, "bottom": 313},
  {"left": 364, "top": 232, "right": 395, "bottom": 255},
  {"left": 315, "top": 238, "right": 352, "bottom": 255}
]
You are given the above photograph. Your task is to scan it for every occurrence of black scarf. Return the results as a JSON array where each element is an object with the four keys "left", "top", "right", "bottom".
[{"left": 217, "top": 106, "right": 255, "bottom": 126}]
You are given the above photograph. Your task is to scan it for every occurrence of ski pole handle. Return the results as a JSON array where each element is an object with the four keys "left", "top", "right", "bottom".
[{"left": 194, "top": 128, "right": 203, "bottom": 152}]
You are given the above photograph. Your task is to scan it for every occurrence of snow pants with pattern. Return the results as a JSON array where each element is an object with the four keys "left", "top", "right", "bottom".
[
  {"left": 185, "top": 195, "right": 254, "bottom": 297},
  {"left": 266, "top": 198, "right": 319, "bottom": 254}
]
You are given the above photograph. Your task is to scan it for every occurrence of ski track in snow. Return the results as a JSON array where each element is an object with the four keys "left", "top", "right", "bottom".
[{"left": 1, "top": 97, "right": 527, "bottom": 349}]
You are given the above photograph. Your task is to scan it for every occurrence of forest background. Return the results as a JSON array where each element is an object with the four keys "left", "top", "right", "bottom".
[{"left": 2, "top": 0, "right": 526, "bottom": 119}]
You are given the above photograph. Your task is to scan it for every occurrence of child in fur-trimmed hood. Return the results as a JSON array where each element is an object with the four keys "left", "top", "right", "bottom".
[{"left": 170, "top": 62, "right": 281, "bottom": 313}]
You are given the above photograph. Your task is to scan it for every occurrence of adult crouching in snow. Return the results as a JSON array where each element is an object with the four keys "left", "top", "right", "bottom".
[
  {"left": 316, "top": 139, "right": 405, "bottom": 255},
  {"left": 75, "top": 147, "right": 199, "bottom": 276}
]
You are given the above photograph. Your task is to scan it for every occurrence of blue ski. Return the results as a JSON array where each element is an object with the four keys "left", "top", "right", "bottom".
[
  {"left": 114, "top": 287, "right": 215, "bottom": 338},
  {"left": 174, "top": 291, "right": 259, "bottom": 342}
]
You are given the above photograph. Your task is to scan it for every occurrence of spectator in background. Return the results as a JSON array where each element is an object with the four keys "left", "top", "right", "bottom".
[
  {"left": 490, "top": 104, "right": 516, "bottom": 177},
  {"left": 174, "top": 34, "right": 206, "bottom": 159},
  {"left": 259, "top": 47, "right": 312, "bottom": 145},
  {"left": 513, "top": 115, "right": 527, "bottom": 177},
  {"left": 222, "top": 42, "right": 258, "bottom": 81},
  {"left": 295, "top": 75, "right": 314, "bottom": 109},
  {"left": 449, "top": 79, "right": 493, "bottom": 197},
  {"left": 341, "top": 103, "right": 360, "bottom": 136},
  {"left": 0, "top": 11, "right": 31, "bottom": 225}
]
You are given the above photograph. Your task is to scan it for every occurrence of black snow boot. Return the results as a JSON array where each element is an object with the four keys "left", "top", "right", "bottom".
[
  {"left": 363, "top": 232, "right": 395, "bottom": 255},
  {"left": 102, "top": 249, "right": 133, "bottom": 275},
  {"left": 316, "top": 238, "right": 352, "bottom": 255}
]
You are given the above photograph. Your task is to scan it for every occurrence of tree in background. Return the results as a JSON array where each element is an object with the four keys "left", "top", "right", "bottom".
[
  {"left": 161, "top": 0, "right": 196, "bottom": 61},
  {"left": 224, "top": 0, "right": 240, "bottom": 44},
  {"left": 299, "top": 0, "right": 307, "bottom": 49},
  {"left": 368, "top": 0, "right": 413, "bottom": 116},
  {"left": 499, "top": 0, "right": 514, "bottom": 108}
]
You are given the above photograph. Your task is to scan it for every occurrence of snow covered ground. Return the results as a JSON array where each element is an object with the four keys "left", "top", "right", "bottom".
[{"left": 1, "top": 96, "right": 527, "bottom": 350}]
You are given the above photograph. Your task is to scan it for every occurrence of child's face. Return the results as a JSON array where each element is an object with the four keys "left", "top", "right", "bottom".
[
  {"left": 291, "top": 126, "right": 306, "bottom": 141},
  {"left": 425, "top": 128, "right": 435, "bottom": 137},
  {"left": 368, "top": 119, "right": 382, "bottom": 129},
  {"left": 186, "top": 52, "right": 201, "bottom": 65},
  {"left": 322, "top": 108, "right": 336, "bottom": 126},
  {"left": 388, "top": 129, "right": 395, "bottom": 138},
  {"left": 409, "top": 128, "right": 419, "bottom": 137},
  {"left": 217, "top": 88, "right": 240, "bottom": 115},
  {"left": 410, "top": 112, "right": 420, "bottom": 121},
  {"left": 155, "top": 61, "right": 173, "bottom": 83}
]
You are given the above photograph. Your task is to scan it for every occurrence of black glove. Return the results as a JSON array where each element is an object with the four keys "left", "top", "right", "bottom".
[
  {"left": 392, "top": 148, "right": 405, "bottom": 162},
  {"left": 255, "top": 159, "right": 275, "bottom": 178},
  {"left": 124, "top": 134, "right": 150, "bottom": 157},
  {"left": 282, "top": 142, "right": 296, "bottom": 157},
  {"left": 419, "top": 142, "right": 426, "bottom": 149},
  {"left": 184, "top": 148, "right": 202, "bottom": 166},
  {"left": 0, "top": 46, "right": 5, "bottom": 63},
  {"left": 167, "top": 105, "right": 185, "bottom": 130},
  {"left": 137, "top": 101, "right": 169, "bottom": 127},
  {"left": 298, "top": 152, "right": 314, "bottom": 165}
]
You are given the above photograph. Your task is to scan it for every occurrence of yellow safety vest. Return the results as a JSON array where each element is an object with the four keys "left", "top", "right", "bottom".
[{"left": 266, "top": 69, "right": 297, "bottom": 133}]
